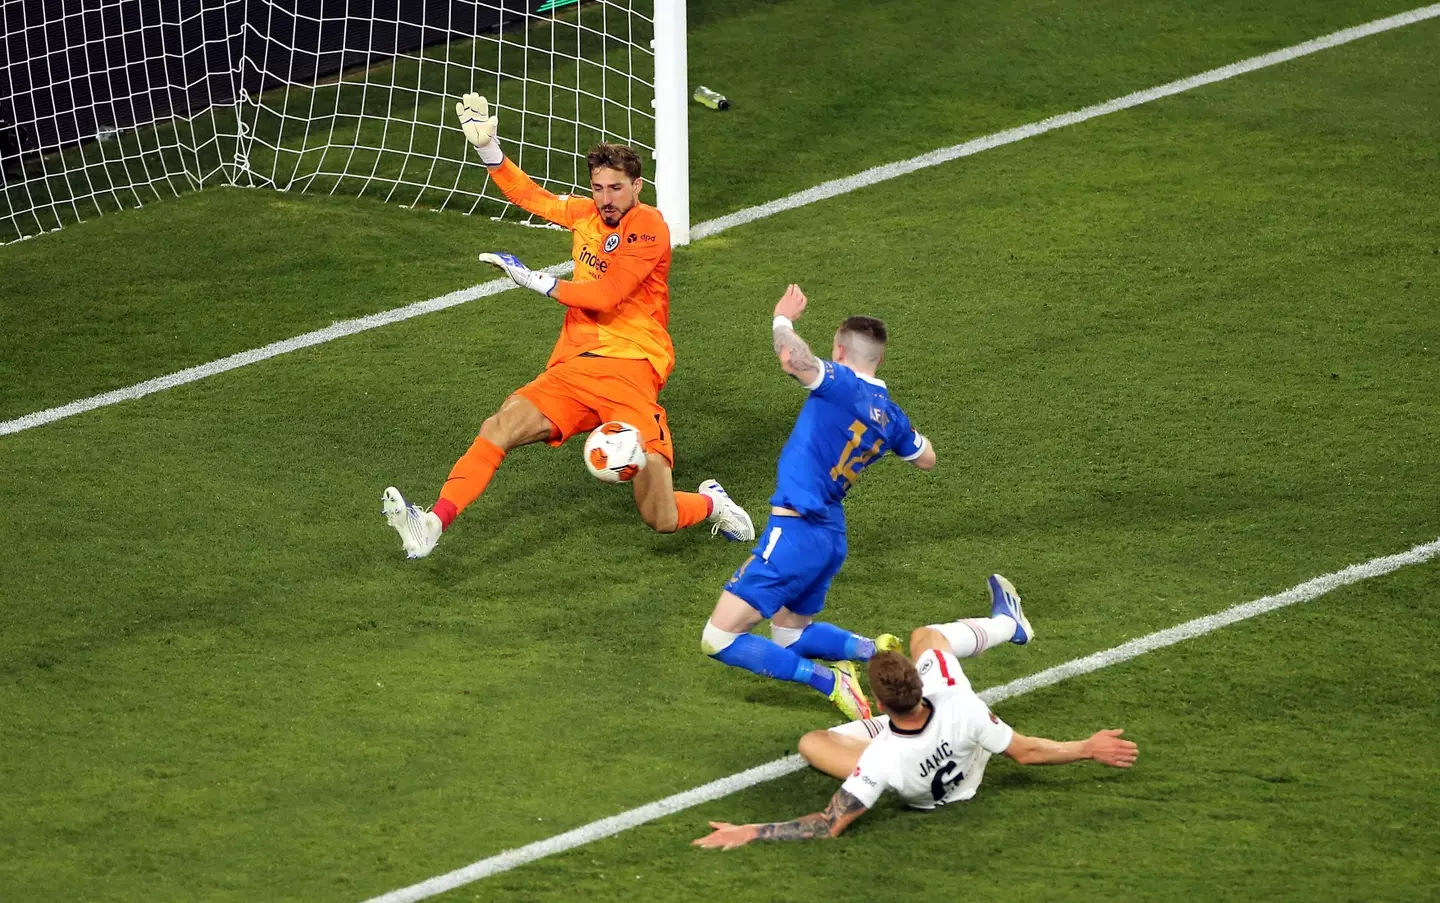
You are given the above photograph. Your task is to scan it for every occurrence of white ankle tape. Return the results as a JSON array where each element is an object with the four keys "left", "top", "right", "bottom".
[
  {"left": 702, "top": 621, "right": 742, "bottom": 655},
  {"left": 770, "top": 624, "right": 805, "bottom": 648}
]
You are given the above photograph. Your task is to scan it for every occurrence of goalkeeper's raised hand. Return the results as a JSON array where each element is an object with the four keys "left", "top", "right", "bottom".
[
  {"left": 479, "top": 252, "right": 557, "bottom": 297},
  {"left": 455, "top": 92, "right": 503, "bottom": 166}
]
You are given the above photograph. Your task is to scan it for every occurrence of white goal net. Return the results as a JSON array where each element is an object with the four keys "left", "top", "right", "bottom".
[{"left": 0, "top": 0, "right": 688, "bottom": 246}]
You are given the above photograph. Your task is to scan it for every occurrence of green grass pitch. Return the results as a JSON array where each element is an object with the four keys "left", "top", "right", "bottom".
[{"left": 1, "top": 1, "right": 1437, "bottom": 901}]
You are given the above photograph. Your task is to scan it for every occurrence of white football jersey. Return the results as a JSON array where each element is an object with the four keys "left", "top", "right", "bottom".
[{"left": 839, "top": 649, "right": 1014, "bottom": 810}]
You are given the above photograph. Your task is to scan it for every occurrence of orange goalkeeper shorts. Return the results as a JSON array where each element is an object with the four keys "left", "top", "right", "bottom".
[{"left": 514, "top": 354, "right": 674, "bottom": 466}]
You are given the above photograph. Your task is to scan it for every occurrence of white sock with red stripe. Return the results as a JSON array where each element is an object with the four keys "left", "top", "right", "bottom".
[{"left": 930, "top": 616, "right": 1016, "bottom": 659}]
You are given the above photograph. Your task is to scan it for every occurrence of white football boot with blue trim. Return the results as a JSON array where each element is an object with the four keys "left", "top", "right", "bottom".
[
  {"left": 381, "top": 486, "right": 442, "bottom": 559},
  {"left": 698, "top": 479, "right": 755, "bottom": 542}
]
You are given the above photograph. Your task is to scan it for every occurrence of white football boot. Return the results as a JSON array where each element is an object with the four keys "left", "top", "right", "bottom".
[
  {"left": 381, "top": 486, "right": 443, "bottom": 559},
  {"left": 698, "top": 479, "right": 755, "bottom": 542}
]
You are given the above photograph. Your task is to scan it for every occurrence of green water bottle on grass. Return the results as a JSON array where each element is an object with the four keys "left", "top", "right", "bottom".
[{"left": 693, "top": 86, "right": 730, "bottom": 110}]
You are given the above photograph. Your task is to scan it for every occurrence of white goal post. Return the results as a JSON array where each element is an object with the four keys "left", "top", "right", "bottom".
[
  {"left": 651, "top": 0, "right": 688, "bottom": 245},
  {"left": 0, "top": 0, "right": 690, "bottom": 246}
]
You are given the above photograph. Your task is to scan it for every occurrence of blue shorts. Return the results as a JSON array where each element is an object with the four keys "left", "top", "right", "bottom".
[{"left": 724, "top": 515, "right": 848, "bottom": 618}]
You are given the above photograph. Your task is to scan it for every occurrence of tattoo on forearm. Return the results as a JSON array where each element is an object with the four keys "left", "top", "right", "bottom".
[
  {"left": 754, "top": 790, "right": 867, "bottom": 842},
  {"left": 754, "top": 814, "right": 832, "bottom": 841},
  {"left": 773, "top": 324, "right": 822, "bottom": 384}
]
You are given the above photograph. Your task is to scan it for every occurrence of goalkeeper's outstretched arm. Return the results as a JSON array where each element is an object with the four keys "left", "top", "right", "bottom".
[
  {"left": 455, "top": 92, "right": 503, "bottom": 165},
  {"left": 479, "top": 217, "right": 666, "bottom": 309},
  {"left": 455, "top": 92, "right": 579, "bottom": 228},
  {"left": 772, "top": 284, "right": 823, "bottom": 387}
]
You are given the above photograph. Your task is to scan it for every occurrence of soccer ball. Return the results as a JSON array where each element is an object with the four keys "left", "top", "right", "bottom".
[{"left": 583, "top": 421, "right": 647, "bottom": 483}]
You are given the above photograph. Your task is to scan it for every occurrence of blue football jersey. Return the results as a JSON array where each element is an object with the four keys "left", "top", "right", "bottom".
[{"left": 769, "top": 361, "right": 926, "bottom": 531}]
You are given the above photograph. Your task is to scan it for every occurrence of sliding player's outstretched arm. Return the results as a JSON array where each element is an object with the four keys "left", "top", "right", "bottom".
[
  {"left": 772, "top": 284, "right": 823, "bottom": 387},
  {"left": 1004, "top": 729, "right": 1139, "bottom": 767},
  {"left": 455, "top": 93, "right": 583, "bottom": 228},
  {"left": 692, "top": 788, "right": 869, "bottom": 849}
]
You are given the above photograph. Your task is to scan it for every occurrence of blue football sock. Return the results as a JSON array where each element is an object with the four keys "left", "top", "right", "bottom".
[
  {"left": 789, "top": 622, "right": 875, "bottom": 662},
  {"left": 711, "top": 634, "right": 835, "bottom": 695}
]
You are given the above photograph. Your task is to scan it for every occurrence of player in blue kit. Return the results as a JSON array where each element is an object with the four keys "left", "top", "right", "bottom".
[{"left": 701, "top": 284, "right": 938, "bottom": 720}]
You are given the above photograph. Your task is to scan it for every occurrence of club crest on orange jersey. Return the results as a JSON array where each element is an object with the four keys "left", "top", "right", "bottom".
[{"left": 604, "top": 233, "right": 620, "bottom": 252}]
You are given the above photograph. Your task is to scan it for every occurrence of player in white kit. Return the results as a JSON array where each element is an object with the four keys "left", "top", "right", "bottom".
[{"left": 694, "top": 575, "right": 1138, "bottom": 847}]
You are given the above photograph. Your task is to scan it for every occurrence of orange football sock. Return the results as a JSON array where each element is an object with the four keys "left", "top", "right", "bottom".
[
  {"left": 435, "top": 436, "right": 506, "bottom": 529},
  {"left": 675, "top": 491, "right": 713, "bottom": 530}
]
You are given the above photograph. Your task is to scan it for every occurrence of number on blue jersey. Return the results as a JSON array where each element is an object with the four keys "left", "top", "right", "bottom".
[
  {"left": 829, "top": 420, "right": 885, "bottom": 491},
  {"left": 768, "top": 361, "right": 924, "bottom": 530}
]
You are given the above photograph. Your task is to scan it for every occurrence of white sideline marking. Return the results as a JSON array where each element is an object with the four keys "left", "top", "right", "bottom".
[
  {"left": 363, "top": 536, "right": 1440, "bottom": 903},
  {"left": 0, "top": 263, "right": 574, "bottom": 437},
  {"left": 691, "top": 2, "right": 1440, "bottom": 241},
  {"left": 4, "top": 4, "right": 1437, "bottom": 439}
]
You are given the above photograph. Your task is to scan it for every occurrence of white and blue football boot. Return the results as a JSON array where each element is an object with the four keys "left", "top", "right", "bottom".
[
  {"left": 381, "top": 486, "right": 442, "bottom": 559},
  {"left": 698, "top": 479, "right": 755, "bottom": 542}
]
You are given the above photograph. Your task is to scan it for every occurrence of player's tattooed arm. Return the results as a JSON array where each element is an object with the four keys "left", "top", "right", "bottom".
[
  {"left": 692, "top": 790, "right": 869, "bottom": 849},
  {"left": 772, "top": 282, "right": 823, "bottom": 388},
  {"left": 753, "top": 788, "right": 869, "bottom": 842},
  {"left": 773, "top": 322, "right": 823, "bottom": 387}
]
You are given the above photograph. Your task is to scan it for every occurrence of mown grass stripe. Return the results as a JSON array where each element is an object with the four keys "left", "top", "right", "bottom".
[
  {"left": 362, "top": 535, "right": 1440, "bottom": 902},
  {"left": 6, "top": 3, "right": 1434, "bottom": 440}
]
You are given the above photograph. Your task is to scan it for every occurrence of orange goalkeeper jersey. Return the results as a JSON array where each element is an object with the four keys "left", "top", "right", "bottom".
[{"left": 488, "top": 159, "right": 674, "bottom": 383}]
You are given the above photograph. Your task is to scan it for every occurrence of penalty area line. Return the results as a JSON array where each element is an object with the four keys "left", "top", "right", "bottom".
[
  {"left": 360, "top": 535, "right": 1440, "bottom": 903},
  {"left": 4, "top": 3, "right": 1438, "bottom": 438}
]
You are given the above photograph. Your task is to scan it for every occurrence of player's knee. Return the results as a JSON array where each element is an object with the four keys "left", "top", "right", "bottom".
[
  {"left": 477, "top": 412, "right": 512, "bottom": 447},
  {"left": 701, "top": 621, "right": 740, "bottom": 657},
  {"left": 480, "top": 396, "right": 550, "bottom": 449},
  {"left": 910, "top": 626, "right": 939, "bottom": 655},
  {"left": 797, "top": 730, "right": 828, "bottom": 764}
]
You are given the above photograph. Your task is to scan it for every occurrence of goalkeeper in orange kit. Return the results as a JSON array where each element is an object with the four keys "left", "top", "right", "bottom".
[{"left": 381, "top": 93, "right": 754, "bottom": 559}]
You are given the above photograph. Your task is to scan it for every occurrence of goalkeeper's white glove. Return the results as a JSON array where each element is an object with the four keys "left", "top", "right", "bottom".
[
  {"left": 479, "top": 252, "right": 557, "bottom": 296},
  {"left": 455, "top": 92, "right": 504, "bottom": 166}
]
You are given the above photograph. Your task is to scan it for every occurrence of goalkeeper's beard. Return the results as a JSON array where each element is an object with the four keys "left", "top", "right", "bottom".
[{"left": 599, "top": 198, "right": 635, "bottom": 227}]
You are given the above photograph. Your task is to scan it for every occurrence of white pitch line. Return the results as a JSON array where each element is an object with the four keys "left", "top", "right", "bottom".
[
  {"left": 4, "top": 3, "right": 1437, "bottom": 439},
  {"left": 977, "top": 536, "right": 1440, "bottom": 704},
  {"left": 0, "top": 261, "right": 574, "bottom": 437},
  {"left": 363, "top": 536, "right": 1440, "bottom": 903},
  {"left": 691, "top": 2, "right": 1440, "bottom": 241}
]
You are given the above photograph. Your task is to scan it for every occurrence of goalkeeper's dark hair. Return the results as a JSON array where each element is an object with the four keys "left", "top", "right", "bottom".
[
  {"left": 837, "top": 315, "right": 887, "bottom": 346},
  {"left": 869, "top": 651, "right": 923, "bottom": 714},
  {"left": 587, "top": 143, "right": 643, "bottom": 180}
]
